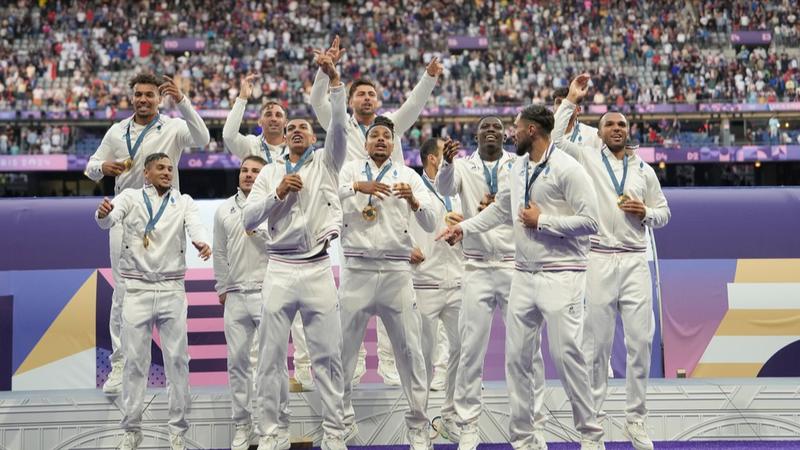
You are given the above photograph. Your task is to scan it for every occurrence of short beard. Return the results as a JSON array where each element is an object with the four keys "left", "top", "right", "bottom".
[{"left": 515, "top": 139, "right": 531, "bottom": 156}]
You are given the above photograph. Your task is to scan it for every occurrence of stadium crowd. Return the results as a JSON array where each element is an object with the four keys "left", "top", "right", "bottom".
[{"left": 1, "top": 0, "right": 800, "bottom": 117}]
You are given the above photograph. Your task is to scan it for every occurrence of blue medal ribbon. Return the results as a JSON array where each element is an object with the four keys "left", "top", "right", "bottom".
[
  {"left": 481, "top": 159, "right": 500, "bottom": 195},
  {"left": 142, "top": 189, "right": 171, "bottom": 237},
  {"left": 260, "top": 137, "right": 274, "bottom": 164},
  {"left": 125, "top": 114, "right": 160, "bottom": 160},
  {"left": 285, "top": 146, "right": 314, "bottom": 174},
  {"left": 365, "top": 160, "right": 393, "bottom": 206},
  {"left": 524, "top": 142, "right": 556, "bottom": 205},
  {"left": 601, "top": 146, "right": 628, "bottom": 197},
  {"left": 422, "top": 175, "right": 452, "bottom": 212}
]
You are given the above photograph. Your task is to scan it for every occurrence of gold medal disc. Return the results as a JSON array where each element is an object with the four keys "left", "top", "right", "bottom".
[
  {"left": 362, "top": 205, "right": 377, "bottom": 221},
  {"left": 617, "top": 194, "right": 631, "bottom": 208}
]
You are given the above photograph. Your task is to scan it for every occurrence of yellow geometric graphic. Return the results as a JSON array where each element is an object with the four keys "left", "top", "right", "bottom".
[
  {"left": 735, "top": 259, "right": 800, "bottom": 282},
  {"left": 15, "top": 272, "right": 97, "bottom": 375},
  {"left": 693, "top": 259, "right": 800, "bottom": 377}
]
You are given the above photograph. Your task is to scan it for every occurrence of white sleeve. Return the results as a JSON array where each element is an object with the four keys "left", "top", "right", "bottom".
[
  {"left": 95, "top": 189, "right": 132, "bottom": 229},
  {"left": 552, "top": 99, "right": 589, "bottom": 163},
  {"left": 85, "top": 126, "right": 117, "bottom": 181},
  {"left": 384, "top": 71, "right": 437, "bottom": 134},
  {"left": 183, "top": 195, "right": 210, "bottom": 244},
  {"left": 322, "top": 84, "right": 348, "bottom": 173},
  {"left": 176, "top": 97, "right": 211, "bottom": 148},
  {"left": 338, "top": 163, "right": 358, "bottom": 200},
  {"left": 212, "top": 206, "right": 230, "bottom": 295},
  {"left": 310, "top": 69, "right": 333, "bottom": 132},
  {"left": 409, "top": 171, "right": 438, "bottom": 233},
  {"left": 434, "top": 159, "right": 461, "bottom": 197},
  {"left": 536, "top": 166, "right": 599, "bottom": 238},
  {"left": 641, "top": 166, "right": 671, "bottom": 229},
  {"left": 460, "top": 182, "right": 511, "bottom": 235},
  {"left": 222, "top": 98, "right": 257, "bottom": 160},
  {"left": 242, "top": 170, "right": 283, "bottom": 231}
]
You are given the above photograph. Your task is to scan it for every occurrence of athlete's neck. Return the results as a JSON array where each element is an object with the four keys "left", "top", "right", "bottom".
[
  {"left": 263, "top": 133, "right": 285, "bottom": 147},
  {"left": 355, "top": 113, "right": 375, "bottom": 127},
  {"left": 371, "top": 154, "right": 389, "bottom": 168},
  {"left": 134, "top": 112, "right": 157, "bottom": 126},
  {"left": 529, "top": 137, "right": 552, "bottom": 163},
  {"left": 424, "top": 164, "right": 437, "bottom": 180},
  {"left": 478, "top": 146, "right": 503, "bottom": 162}
]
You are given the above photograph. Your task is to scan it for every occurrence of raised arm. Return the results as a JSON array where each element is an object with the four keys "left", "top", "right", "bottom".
[
  {"left": 384, "top": 57, "right": 442, "bottom": 134},
  {"left": 316, "top": 46, "right": 348, "bottom": 173},
  {"left": 434, "top": 139, "right": 462, "bottom": 196},
  {"left": 222, "top": 74, "right": 259, "bottom": 160},
  {"left": 552, "top": 74, "right": 593, "bottom": 162},
  {"left": 161, "top": 76, "right": 210, "bottom": 149}
]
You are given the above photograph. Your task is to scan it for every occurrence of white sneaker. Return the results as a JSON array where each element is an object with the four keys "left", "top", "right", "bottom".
[
  {"left": 169, "top": 433, "right": 186, "bottom": 450},
  {"left": 352, "top": 357, "right": 366, "bottom": 386},
  {"left": 343, "top": 423, "right": 359, "bottom": 443},
  {"left": 276, "top": 427, "right": 291, "bottom": 449},
  {"left": 258, "top": 432, "right": 291, "bottom": 450},
  {"left": 624, "top": 420, "right": 654, "bottom": 450},
  {"left": 321, "top": 436, "right": 348, "bottom": 450},
  {"left": 431, "top": 416, "right": 461, "bottom": 443},
  {"left": 430, "top": 370, "right": 447, "bottom": 391},
  {"left": 579, "top": 440, "right": 605, "bottom": 450},
  {"left": 103, "top": 361, "right": 123, "bottom": 395},
  {"left": 294, "top": 365, "right": 316, "bottom": 390},
  {"left": 232, "top": 424, "right": 253, "bottom": 450},
  {"left": 407, "top": 425, "right": 433, "bottom": 450},
  {"left": 118, "top": 431, "right": 143, "bottom": 450},
  {"left": 532, "top": 430, "right": 548, "bottom": 450},
  {"left": 457, "top": 423, "right": 479, "bottom": 450},
  {"left": 377, "top": 361, "right": 401, "bottom": 386}
]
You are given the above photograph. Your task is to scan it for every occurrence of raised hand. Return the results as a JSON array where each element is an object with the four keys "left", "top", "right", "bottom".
[
  {"left": 567, "top": 73, "right": 591, "bottom": 104},
  {"left": 442, "top": 138, "right": 460, "bottom": 164},
  {"left": 325, "top": 35, "right": 346, "bottom": 65},
  {"left": 426, "top": 56, "right": 444, "bottom": 77},
  {"left": 159, "top": 75, "right": 184, "bottom": 103},
  {"left": 393, "top": 182, "right": 420, "bottom": 210},
  {"left": 239, "top": 74, "right": 258, "bottom": 100}
]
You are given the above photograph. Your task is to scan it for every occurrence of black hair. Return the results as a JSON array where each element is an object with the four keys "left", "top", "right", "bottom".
[
  {"left": 519, "top": 104, "right": 554, "bottom": 134},
  {"left": 419, "top": 138, "right": 441, "bottom": 167},
  {"left": 144, "top": 152, "right": 170, "bottom": 168}
]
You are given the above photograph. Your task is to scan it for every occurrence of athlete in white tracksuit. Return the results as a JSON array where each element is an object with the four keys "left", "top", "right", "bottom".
[
  {"left": 310, "top": 42, "right": 444, "bottom": 384},
  {"left": 410, "top": 138, "right": 465, "bottom": 442},
  {"left": 222, "top": 80, "right": 314, "bottom": 389},
  {"left": 439, "top": 105, "right": 605, "bottom": 450},
  {"left": 337, "top": 116, "right": 437, "bottom": 449},
  {"left": 95, "top": 153, "right": 211, "bottom": 450},
  {"left": 213, "top": 156, "right": 293, "bottom": 450},
  {"left": 85, "top": 74, "right": 210, "bottom": 394},
  {"left": 241, "top": 56, "right": 348, "bottom": 450},
  {"left": 553, "top": 77, "right": 671, "bottom": 450},
  {"left": 435, "top": 117, "right": 547, "bottom": 448}
]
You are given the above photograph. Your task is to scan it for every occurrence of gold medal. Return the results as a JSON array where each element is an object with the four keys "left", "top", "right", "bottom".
[
  {"left": 617, "top": 194, "right": 631, "bottom": 208},
  {"left": 123, "top": 158, "right": 134, "bottom": 171},
  {"left": 444, "top": 212, "right": 461, "bottom": 226},
  {"left": 143, "top": 233, "right": 150, "bottom": 248},
  {"left": 362, "top": 205, "right": 377, "bottom": 221}
]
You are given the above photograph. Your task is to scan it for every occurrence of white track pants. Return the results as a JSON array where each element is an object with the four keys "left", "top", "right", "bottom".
[
  {"left": 583, "top": 252, "right": 654, "bottom": 422},
  {"left": 506, "top": 270, "right": 603, "bottom": 448},
  {"left": 256, "top": 257, "right": 346, "bottom": 438},
  {"left": 417, "top": 286, "right": 461, "bottom": 418},
  {"left": 339, "top": 268, "right": 429, "bottom": 430},
  {"left": 454, "top": 266, "right": 546, "bottom": 428},
  {"left": 120, "top": 287, "right": 190, "bottom": 436},
  {"left": 225, "top": 290, "right": 290, "bottom": 428},
  {"left": 109, "top": 223, "right": 125, "bottom": 365},
  {"left": 291, "top": 315, "right": 311, "bottom": 370}
]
